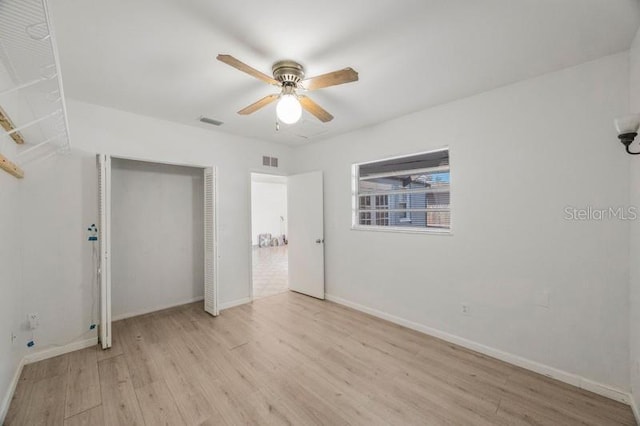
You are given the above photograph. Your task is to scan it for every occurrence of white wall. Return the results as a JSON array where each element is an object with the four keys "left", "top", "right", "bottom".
[
  {"left": 0, "top": 154, "right": 25, "bottom": 421},
  {"left": 14, "top": 98, "right": 291, "bottom": 357},
  {"left": 19, "top": 152, "right": 103, "bottom": 350},
  {"left": 251, "top": 178, "right": 287, "bottom": 245},
  {"left": 293, "top": 53, "right": 631, "bottom": 392},
  {"left": 111, "top": 159, "right": 204, "bottom": 319},
  {"left": 0, "top": 63, "right": 33, "bottom": 421},
  {"left": 629, "top": 27, "right": 640, "bottom": 413}
]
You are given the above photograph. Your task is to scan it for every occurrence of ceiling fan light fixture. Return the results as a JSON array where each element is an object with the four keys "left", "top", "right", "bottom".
[
  {"left": 276, "top": 93, "right": 302, "bottom": 124},
  {"left": 217, "top": 54, "right": 357, "bottom": 124}
]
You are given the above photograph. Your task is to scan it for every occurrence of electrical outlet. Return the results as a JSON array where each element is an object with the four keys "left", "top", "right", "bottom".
[
  {"left": 461, "top": 303, "right": 471, "bottom": 316},
  {"left": 28, "top": 313, "right": 39, "bottom": 330},
  {"left": 11, "top": 332, "right": 16, "bottom": 344}
]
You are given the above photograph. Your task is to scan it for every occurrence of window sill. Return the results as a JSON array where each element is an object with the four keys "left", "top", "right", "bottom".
[{"left": 350, "top": 225, "right": 453, "bottom": 235}]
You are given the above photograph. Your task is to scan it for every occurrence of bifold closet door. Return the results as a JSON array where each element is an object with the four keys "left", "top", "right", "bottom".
[
  {"left": 97, "top": 154, "right": 112, "bottom": 349},
  {"left": 204, "top": 167, "right": 219, "bottom": 316}
]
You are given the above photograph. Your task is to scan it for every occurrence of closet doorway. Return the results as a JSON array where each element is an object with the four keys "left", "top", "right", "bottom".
[
  {"left": 250, "top": 173, "right": 288, "bottom": 299},
  {"left": 97, "top": 155, "right": 218, "bottom": 349}
]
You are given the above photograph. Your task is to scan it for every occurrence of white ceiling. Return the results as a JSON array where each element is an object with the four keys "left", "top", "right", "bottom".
[{"left": 49, "top": 0, "right": 640, "bottom": 146}]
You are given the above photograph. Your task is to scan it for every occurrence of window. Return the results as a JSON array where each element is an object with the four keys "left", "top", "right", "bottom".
[
  {"left": 358, "top": 196, "right": 372, "bottom": 225},
  {"left": 352, "top": 148, "right": 450, "bottom": 233},
  {"left": 375, "top": 195, "right": 389, "bottom": 226}
]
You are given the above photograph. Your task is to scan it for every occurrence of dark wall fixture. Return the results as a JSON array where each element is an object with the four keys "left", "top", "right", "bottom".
[{"left": 615, "top": 114, "right": 640, "bottom": 155}]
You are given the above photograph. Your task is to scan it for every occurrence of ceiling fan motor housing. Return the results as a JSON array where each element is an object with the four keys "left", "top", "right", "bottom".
[{"left": 272, "top": 60, "right": 305, "bottom": 86}]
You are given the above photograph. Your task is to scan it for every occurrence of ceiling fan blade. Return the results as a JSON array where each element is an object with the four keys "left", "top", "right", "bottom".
[
  {"left": 217, "top": 54, "right": 278, "bottom": 85},
  {"left": 299, "top": 95, "right": 334, "bottom": 122},
  {"left": 301, "top": 67, "right": 358, "bottom": 91},
  {"left": 238, "top": 94, "right": 279, "bottom": 115}
]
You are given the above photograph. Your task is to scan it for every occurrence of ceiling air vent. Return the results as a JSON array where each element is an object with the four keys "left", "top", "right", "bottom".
[{"left": 199, "top": 116, "right": 223, "bottom": 126}]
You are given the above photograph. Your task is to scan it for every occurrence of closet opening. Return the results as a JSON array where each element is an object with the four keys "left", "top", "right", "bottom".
[{"left": 97, "top": 155, "right": 217, "bottom": 350}]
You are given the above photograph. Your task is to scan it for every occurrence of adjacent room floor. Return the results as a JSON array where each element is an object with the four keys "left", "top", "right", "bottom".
[
  {"left": 5, "top": 292, "right": 636, "bottom": 425},
  {"left": 252, "top": 245, "right": 288, "bottom": 299}
]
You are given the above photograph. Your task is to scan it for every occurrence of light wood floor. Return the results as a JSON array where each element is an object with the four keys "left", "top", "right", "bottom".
[
  {"left": 252, "top": 246, "right": 288, "bottom": 299},
  {"left": 5, "top": 292, "right": 637, "bottom": 425}
]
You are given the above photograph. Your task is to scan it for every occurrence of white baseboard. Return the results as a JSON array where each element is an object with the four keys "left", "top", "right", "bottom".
[
  {"left": 112, "top": 296, "right": 204, "bottom": 321},
  {"left": 1, "top": 336, "right": 98, "bottom": 423},
  {"left": 325, "top": 294, "right": 631, "bottom": 405},
  {"left": 220, "top": 297, "right": 252, "bottom": 311},
  {"left": 631, "top": 396, "right": 640, "bottom": 424},
  {"left": 24, "top": 337, "right": 98, "bottom": 364},
  {"left": 0, "top": 357, "right": 25, "bottom": 424}
]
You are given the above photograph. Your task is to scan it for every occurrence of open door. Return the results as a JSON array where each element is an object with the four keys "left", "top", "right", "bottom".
[
  {"left": 97, "top": 154, "right": 112, "bottom": 349},
  {"left": 288, "top": 171, "right": 325, "bottom": 299},
  {"left": 204, "top": 167, "right": 219, "bottom": 316}
]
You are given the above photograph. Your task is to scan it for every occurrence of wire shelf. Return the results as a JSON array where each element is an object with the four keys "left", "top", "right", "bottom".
[{"left": 0, "top": 0, "right": 71, "bottom": 167}]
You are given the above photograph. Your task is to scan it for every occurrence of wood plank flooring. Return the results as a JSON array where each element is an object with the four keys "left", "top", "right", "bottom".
[{"left": 5, "top": 292, "right": 637, "bottom": 425}]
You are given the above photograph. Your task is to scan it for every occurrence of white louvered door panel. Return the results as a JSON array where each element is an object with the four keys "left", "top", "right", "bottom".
[
  {"left": 204, "top": 167, "right": 218, "bottom": 316},
  {"left": 97, "top": 154, "right": 112, "bottom": 348}
]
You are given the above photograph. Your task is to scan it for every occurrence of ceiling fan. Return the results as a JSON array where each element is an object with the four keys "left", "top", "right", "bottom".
[{"left": 217, "top": 54, "right": 358, "bottom": 125}]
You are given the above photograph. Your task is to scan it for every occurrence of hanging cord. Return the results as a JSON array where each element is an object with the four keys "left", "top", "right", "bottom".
[
  {"left": 91, "top": 240, "right": 98, "bottom": 325},
  {"left": 28, "top": 238, "right": 99, "bottom": 350}
]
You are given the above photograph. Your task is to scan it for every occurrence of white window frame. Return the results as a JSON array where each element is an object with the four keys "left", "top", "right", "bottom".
[{"left": 351, "top": 147, "right": 452, "bottom": 235}]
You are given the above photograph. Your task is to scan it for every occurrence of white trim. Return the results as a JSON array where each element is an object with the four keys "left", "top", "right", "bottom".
[
  {"left": 360, "top": 165, "right": 450, "bottom": 180},
  {"left": 23, "top": 337, "right": 98, "bottom": 364},
  {"left": 631, "top": 396, "right": 640, "bottom": 424},
  {"left": 98, "top": 154, "right": 112, "bottom": 349},
  {"left": 111, "top": 296, "right": 205, "bottom": 321},
  {"left": 356, "top": 146, "right": 449, "bottom": 167},
  {"left": 110, "top": 154, "right": 210, "bottom": 170},
  {"left": 325, "top": 294, "right": 631, "bottom": 405},
  {"left": 203, "top": 167, "right": 219, "bottom": 316},
  {"left": 351, "top": 225, "right": 453, "bottom": 235},
  {"left": 1, "top": 337, "right": 97, "bottom": 423},
  {"left": 220, "top": 297, "right": 252, "bottom": 311},
  {"left": 0, "top": 357, "right": 25, "bottom": 424}
]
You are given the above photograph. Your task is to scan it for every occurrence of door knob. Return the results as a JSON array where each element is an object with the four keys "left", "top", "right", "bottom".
[{"left": 315, "top": 239, "right": 324, "bottom": 244}]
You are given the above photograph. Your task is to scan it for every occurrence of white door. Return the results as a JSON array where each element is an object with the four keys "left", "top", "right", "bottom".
[
  {"left": 203, "top": 167, "right": 219, "bottom": 316},
  {"left": 97, "top": 154, "right": 112, "bottom": 349},
  {"left": 288, "top": 171, "right": 325, "bottom": 299}
]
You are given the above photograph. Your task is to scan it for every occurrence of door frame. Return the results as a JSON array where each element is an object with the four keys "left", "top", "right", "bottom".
[
  {"left": 248, "top": 170, "right": 289, "bottom": 302},
  {"left": 98, "top": 153, "right": 219, "bottom": 349}
]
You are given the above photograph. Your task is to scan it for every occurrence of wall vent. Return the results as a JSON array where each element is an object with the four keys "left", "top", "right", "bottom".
[
  {"left": 262, "top": 156, "right": 279, "bottom": 168},
  {"left": 199, "top": 116, "right": 224, "bottom": 126}
]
